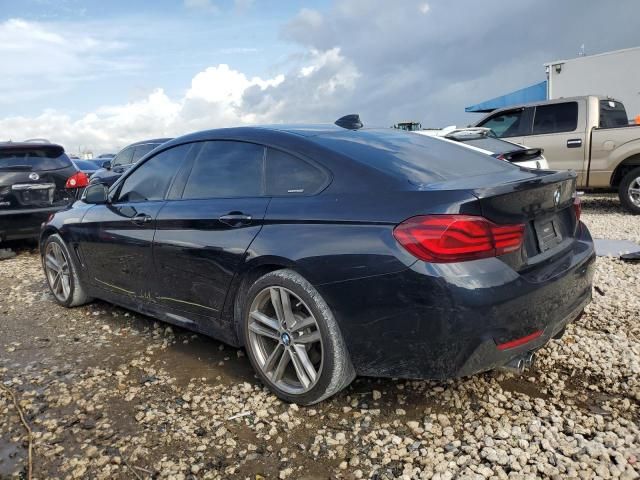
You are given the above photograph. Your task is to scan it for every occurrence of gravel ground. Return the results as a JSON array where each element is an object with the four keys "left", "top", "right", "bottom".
[{"left": 0, "top": 193, "right": 639, "bottom": 480}]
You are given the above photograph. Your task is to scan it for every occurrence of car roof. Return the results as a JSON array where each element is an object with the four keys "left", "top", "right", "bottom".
[
  {"left": 0, "top": 141, "right": 65, "bottom": 151},
  {"left": 126, "top": 138, "right": 173, "bottom": 147}
]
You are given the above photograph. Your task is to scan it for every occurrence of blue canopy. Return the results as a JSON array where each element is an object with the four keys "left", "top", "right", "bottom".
[{"left": 465, "top": 81, "right": 547, "bottom": 113}]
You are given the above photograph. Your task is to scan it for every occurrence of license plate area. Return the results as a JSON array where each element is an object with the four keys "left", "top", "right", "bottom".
[
  {"left": 534, "top": 217, "right": 563, "bottom": 252},
  {"left": 11, "top": 183, "right": 55, "bottom": 206}
]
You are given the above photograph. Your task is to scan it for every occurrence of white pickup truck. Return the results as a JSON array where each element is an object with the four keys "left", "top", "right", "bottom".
[{"left": 474, "top": 95, "right": 640, "bottom": 213}]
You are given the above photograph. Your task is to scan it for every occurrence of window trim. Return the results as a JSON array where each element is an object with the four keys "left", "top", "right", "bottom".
[{"left": 530, "top": 101, "right": 579, "bottom": 136}]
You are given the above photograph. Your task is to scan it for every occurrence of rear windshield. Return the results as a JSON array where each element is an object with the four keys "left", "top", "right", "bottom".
[
  {"left": 599, "top": 100, "right": 628, "bottom": 128},
  {"left": 312, "top": 129, "right": 510, "bottom": 185},
  {"left": 454, "top": 136, "right": 523, "bottom": 154},
  {"left": 0, "top": 146, "right": 72, "bottom": 171},
  {"left": 73, "top": 159, "right": 98, "bottom": 170}
]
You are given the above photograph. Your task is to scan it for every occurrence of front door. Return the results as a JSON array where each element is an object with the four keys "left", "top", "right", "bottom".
[
  {"left": 519, "top": 101, "right": 587, "bottom": 185},
  {"left": 153, "top": 140, "right": 269, "bottom": 323},
  {"left": 77, "top": 143, "right": 192, "bottom": 301}
]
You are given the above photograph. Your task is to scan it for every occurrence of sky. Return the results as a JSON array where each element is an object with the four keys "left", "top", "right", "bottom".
[{"left": 1, "top": 0, "right": 639, "bottom": 154}]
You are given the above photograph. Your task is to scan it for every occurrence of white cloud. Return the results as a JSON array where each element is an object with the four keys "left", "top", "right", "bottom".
[
  {"left": 0, "top": 53, "right": 357, "bottom": 153},
  {"left": 0, "top": 18, "right": 134, "bottom": 104},
  {"left": 419, "top": 3, "right": 430, "bottom": 14}
]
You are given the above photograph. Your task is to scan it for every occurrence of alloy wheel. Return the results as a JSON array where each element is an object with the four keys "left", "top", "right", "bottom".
[
  {"left": 44, "top": 242, "right": 72, "bottom": 303},
  {"left": 628, "top": 176, "right": 640, "bottom": 207},
  {"left": 248, "top": 286, "right": 323, "bottom": 394}
]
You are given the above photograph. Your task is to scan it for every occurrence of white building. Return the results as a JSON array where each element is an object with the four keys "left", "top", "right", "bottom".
[{"left": 546, "top": 46, "right": 640, "bottom": 119}]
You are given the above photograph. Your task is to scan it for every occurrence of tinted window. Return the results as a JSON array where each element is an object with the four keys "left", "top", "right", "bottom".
[
  {"left": 532, "top": 102, "right": 578, "bottom": 135},
  {"left": 0, "top": 146, "right": 72, "bottom": 171},
  {"left": 599, "top": 100, "right": 628, "bottom": 128},
  {"left": 266, "top": 149, "right": 327, "bottom": 195},
  {"left": 182, "top": 141, "right": 264, "bottom": 199},
  {"left": 117, "top": 145, "right": 190, "bottom": 203},
  {"left": 113, "top": 146, "right": 135, "bottom": 167},
  {"left": 312, "top": 129, "right": 509, "bottom": 186},
  {"left": 132, "top": 144, "right": 157, "bottom": 163},
  {"left": 72, "top": 159, "right": 98, "bottom": 170},
  {"left": 479, "top": 110, "right": 525, "bottom": 138}
]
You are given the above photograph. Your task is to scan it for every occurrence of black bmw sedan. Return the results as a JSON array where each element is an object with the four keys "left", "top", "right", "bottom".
[{"left": 40, "top": 123, "right": 595, "bottom": 404}]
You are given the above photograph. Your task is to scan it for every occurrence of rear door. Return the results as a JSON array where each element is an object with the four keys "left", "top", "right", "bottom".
[
  {"left": 0, "top": 145, "right": 76, "bottom": 213},
  {"left": 152, "top": 140, "right": 270, "bottom": 321},
  {"left": 77, "top": 144, "right": 191, "bottom": 299},
  {"left": 520, "top": 101, "right": 587, "bottom": 183}
]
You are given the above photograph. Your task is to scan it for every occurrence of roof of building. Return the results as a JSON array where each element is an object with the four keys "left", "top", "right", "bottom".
[{"left": 464, "top": 81, "right": 547, "bottom": 113}]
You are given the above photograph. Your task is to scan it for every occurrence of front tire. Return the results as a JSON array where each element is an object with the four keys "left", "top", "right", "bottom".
[
  {"left": 242, "top": 269, "right": 355, "bottom": 405},
  {"left": 618, "top": 166, "right": 640, "bottom": 214},
  {"left": 42, "top": 234, "right": 92, "bottom": 307}
]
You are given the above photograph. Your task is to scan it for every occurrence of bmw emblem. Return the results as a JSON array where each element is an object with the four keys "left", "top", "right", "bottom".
[
  {"left": 29, "top": 172, "right": 40, "bottom": 181},
  {"left": 281, "top": 332, "right": 291, "bottom": 346},
  {"left": 553, "top": 186, "right": 561, "bottom": 206}
]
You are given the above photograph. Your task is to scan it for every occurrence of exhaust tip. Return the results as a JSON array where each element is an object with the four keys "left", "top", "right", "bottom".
[{"left": 499, "top": 352, "right": 536, "bottom": 375}]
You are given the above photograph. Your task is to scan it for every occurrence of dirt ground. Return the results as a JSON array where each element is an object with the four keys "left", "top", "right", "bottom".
[{"left": 1, "top": 194, "right": 639, "bottom": 480}]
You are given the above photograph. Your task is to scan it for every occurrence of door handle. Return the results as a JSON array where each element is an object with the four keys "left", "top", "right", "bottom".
[
  {"left": 219, "top": 213, "right": 252, "bottom": 227},
  {"left": 131, "top": 213, "right": 152, "bottom": 225},
  {"left": 567, "top": 138, "right": 582, "bottom": 148}
]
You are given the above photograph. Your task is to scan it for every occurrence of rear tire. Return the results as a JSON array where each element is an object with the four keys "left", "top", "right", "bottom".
[
  {"left": 618, "top": 166, "right": 640, "bottom": 214},
  {"left": 42, "top": 234, "right": 92, "bottom": 307},
  {"left": 242, "top": 269, "right": 355, "bottom": 405}
]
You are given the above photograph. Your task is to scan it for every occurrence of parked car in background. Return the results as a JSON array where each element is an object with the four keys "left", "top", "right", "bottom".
[
  {"left": 0, "top": 142, "right": 87, "bottom": 241},
  {"left": 71, "top": 159, "right": 99, "bottom": 177},
  {"left": 474, "top": 95, "right": 640, "bottom": 213},
  {"left": 40, "top": 122, "right": 594, "bottom": 404},
  {"left": 416, "top": 127, "right": 549, "bottom": 169},
  {"left": 89, "top": 138, "right": 171, "bottom": 187}
]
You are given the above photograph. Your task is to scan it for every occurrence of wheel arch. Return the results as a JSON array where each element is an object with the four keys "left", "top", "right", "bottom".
[
  {"left": 611, "top": 154, "right": 640, "bottom": 187},
  {"left": 39, "top": 225, "right": 60, "bottom": 256},
  {"left": 224, "top": 256, "right": 306, "bottom": 346}
]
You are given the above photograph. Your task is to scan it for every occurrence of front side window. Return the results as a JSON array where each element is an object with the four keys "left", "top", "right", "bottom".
[
  {"left": 478, "top": 110, "right": 525, "bottom": 138},
  {"left": 131, "top": 144, "right": 157, "bottom": 163},
  {"left": 116, "top": 144, "right": 190, "bottom": 203},
  {"left": 532, "top": 102, "right": 578, "bottom": 135},
  {"left": 266, "top": 149, "right": 327, "bottom": 195},
  {"left": 182, "top": 141, "right": 264, "bottom": 199},
  {"left": 112, "top": 146, "right": 135, "bottom": 167}
]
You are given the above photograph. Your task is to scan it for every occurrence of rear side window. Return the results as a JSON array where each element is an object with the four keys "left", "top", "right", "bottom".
[
  {"left": 117, "top": 144, "right": 190, "bottom": 203},
  {"left": 132, "top": 144, "right": 157, "bottom": 163},
  {"left": 478, "top": 110, "right": 525, "bottom": 138},
  {"left": 266, "top": 149, "right": 327, "bottom": 195},
  {"left": 532, "top": 102, "right": 578, "bottom": 135},
  {"left": 0, "top": 147, "right": 72, "bottom": 171},
  {"left": 599, "top": 100, "right": 628, "bottom": 128},
  {"left": 182, "top": 141, "right": 264, "bottom": 199}
]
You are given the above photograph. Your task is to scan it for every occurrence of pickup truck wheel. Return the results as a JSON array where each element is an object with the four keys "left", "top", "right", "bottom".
[{"left": 619, "top": 167, "right": 640, "bottom": 214}]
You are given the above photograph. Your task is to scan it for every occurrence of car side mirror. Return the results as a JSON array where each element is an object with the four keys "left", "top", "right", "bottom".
[
  {"left": 83, "top": 184, "right": 109, "bottom": 204},
  {"left": 101, "top": 160, "right": 112, "bottom": 169}
]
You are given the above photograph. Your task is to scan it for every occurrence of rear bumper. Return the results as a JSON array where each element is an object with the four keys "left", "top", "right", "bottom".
[
  {"left": 0, "top": 206, "right": 65, "bottom": 241},
  {"left": 317, "top": 223, "right": 596, "bottom": 379}
]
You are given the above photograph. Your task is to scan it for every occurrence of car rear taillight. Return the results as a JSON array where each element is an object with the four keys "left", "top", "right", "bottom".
[
  {"left": 393, "top": 215, "right": 525, "bottom": 263},
  {"left": 573, "top": 195, "right": 581, "bottom": 223},
  {"left": 65, "top": 171, "right": 89, "bottom": 189}
]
